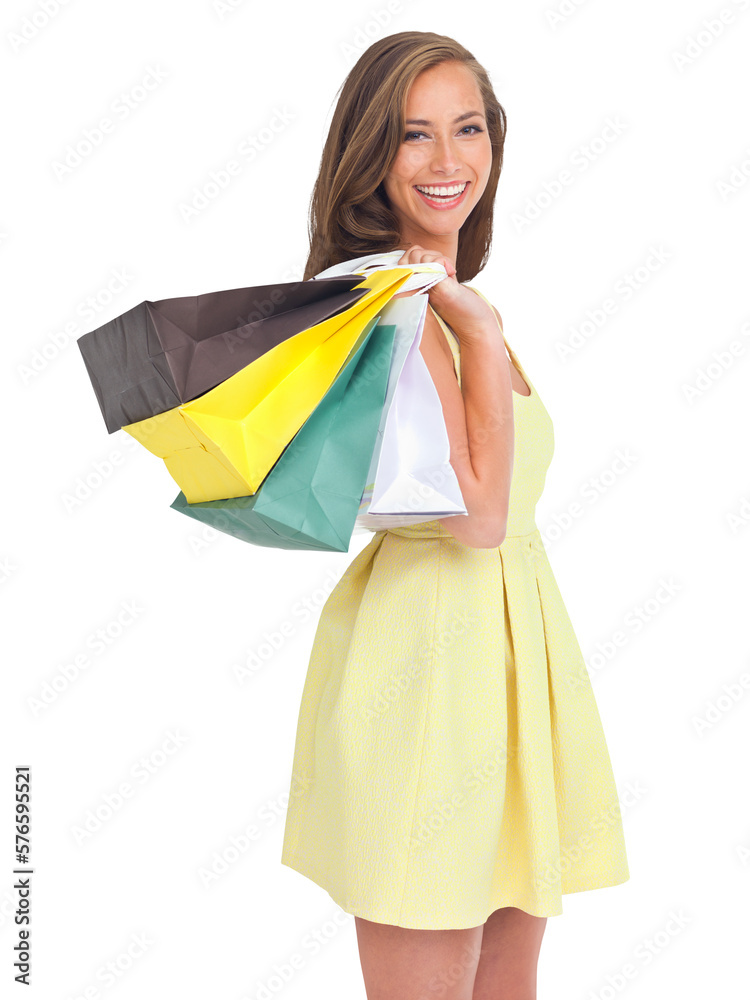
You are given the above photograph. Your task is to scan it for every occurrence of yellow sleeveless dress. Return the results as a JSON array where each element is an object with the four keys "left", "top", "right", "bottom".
[{"left": 280, "top": 285, "right": 630, "bottom": 929}]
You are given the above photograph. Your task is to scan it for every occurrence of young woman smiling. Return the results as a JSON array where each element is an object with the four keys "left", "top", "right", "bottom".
[{"left": 282, "top": 30, "right": 630, "bottom": 1000}]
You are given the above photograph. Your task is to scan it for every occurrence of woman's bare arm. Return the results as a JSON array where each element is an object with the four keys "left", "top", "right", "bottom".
[{"left": 418, "top": 300, "right": 514, "bottom": 548}]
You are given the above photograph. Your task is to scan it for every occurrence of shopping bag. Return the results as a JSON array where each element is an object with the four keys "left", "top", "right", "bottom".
[
  {"left": 355, "top": 292, "right": 467, "bottom": 530},
  {"left": 122, "top": 267, "right": 411, "bottom": 503},
  {"left": 314, "top": 249, "right": 448, "bottom": 293},
  {"left": 77, "top": 275, "right": 368, "bottom": 432},
  {"left": 170, "top": 313, "right": 398, "bottom": 552}
]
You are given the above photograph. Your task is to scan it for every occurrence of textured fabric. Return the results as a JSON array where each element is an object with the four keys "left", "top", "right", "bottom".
[{"left": 280, "top": 285, "right": 630, "bottom": 929}]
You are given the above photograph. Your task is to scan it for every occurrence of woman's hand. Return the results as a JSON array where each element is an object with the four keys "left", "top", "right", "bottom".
[{"left": 394, "top": 245, "right": 499, "bottom": 343}]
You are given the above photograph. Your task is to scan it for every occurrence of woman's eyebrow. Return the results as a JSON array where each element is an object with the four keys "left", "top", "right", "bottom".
[{"left": 405, "top": 110, "right": 485, "bottom": 126}]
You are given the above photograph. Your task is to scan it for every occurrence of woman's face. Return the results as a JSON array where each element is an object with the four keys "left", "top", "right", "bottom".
[{"left": 383, "top": 60, "right": 493, "bottom": 251}]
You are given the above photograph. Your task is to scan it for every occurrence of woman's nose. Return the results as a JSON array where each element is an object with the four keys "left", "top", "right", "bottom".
[{"left": 429, "top": 138, "right": 463, "bottom": 174}]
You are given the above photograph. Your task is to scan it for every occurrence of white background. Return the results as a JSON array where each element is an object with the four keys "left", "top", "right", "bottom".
[{"left": 3, "top": 0, "right": 749, "bottom": 997}]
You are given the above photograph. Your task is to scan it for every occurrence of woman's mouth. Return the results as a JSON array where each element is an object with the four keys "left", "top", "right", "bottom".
[{"left": 413, "top": 181, "right": 470, "bottom": 210}]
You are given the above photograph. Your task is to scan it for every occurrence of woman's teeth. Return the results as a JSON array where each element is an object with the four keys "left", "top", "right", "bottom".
[{"left": 415, "top": 183, "right": 467, "bottom": 199}]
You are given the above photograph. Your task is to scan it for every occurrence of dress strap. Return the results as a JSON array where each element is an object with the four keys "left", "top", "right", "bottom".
[
  {"left": 428, "top": 304, "right": 461, "bottom": 383},
  {"left": 428, "top": 285, "right": 534, "bottom": 396},
  {"left": 463, "top": 283, "right": 534, "bottom": 395},
  {"left": 463, "top": 282, "right": 503, "bottom": 334}
]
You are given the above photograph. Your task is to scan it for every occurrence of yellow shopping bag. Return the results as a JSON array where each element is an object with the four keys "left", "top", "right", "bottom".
[{"left": 122, "top": 268, "right": 411, "bottom": 502}]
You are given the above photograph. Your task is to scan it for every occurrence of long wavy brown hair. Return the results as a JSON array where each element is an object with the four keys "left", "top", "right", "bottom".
[{"left": 303, "top": 31, "right": 507, "bottom": 283}]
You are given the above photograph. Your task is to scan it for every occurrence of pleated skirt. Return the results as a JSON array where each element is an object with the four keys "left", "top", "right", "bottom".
[{"left": 280, "top": 524, "right": 630, "bottom": 929}]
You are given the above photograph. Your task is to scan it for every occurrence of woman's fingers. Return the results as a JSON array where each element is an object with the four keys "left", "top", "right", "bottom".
[{"left": 397, "top": 245, "right": 456, "bottom": 277}]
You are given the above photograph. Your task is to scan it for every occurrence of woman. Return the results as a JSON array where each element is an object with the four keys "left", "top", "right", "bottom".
[{"left": 281, "top": 31, "right": 629, "bottom": 999}]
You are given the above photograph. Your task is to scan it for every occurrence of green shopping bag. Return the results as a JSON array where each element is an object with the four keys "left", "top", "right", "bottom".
[{"left": 169, "top": 314, "right": 397, "bottom": 551}]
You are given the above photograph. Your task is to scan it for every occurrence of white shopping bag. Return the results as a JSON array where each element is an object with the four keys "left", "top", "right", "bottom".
[
  {"left": 354, "top": 293, "right": 467, "bottom": 532},
  {"left": 313, "top": 249, "right": 448, "bottom": 295}
]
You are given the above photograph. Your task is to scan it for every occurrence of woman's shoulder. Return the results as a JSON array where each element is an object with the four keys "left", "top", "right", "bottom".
[{"left": 463, "top": 282, "right": 503, "bottom": 332}]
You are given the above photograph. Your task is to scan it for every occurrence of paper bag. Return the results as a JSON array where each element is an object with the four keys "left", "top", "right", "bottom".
[{"left": 170, "top": 314, "right": 397, "bottom": 551}]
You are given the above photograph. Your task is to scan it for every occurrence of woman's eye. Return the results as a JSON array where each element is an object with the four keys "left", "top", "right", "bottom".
[{"left": 404, "top": 125, "right": 484, "bottom": 142}]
